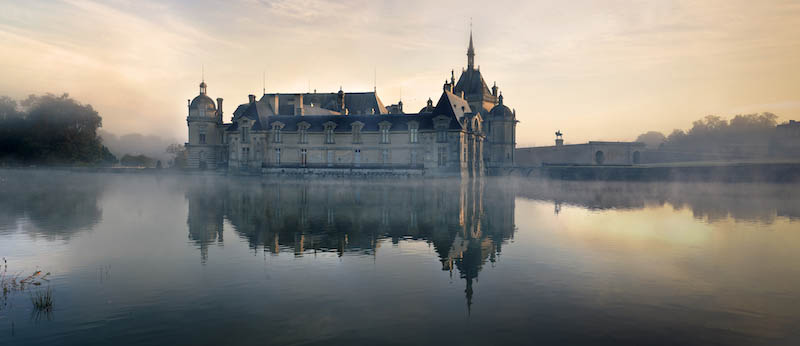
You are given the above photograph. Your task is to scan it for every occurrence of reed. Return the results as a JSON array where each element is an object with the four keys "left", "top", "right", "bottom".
[{"left": 30, "top": 287, "right": 54, "bottom": 311}]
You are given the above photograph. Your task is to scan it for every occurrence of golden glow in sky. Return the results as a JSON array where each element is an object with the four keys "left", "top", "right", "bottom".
[{"left": 1, "top": 0, "right": 799, "bottom": 145}]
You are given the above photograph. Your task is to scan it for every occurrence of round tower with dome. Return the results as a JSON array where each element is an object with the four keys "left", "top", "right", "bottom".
[
  {"left": 486, "top": 92, "right": 516, "bottom": 168},
  {"left": 186, "top": 80, "right": 224, "bottom": 169}
]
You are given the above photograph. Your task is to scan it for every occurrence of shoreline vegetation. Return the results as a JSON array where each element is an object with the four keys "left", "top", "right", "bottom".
[{"left": 1, "top": 260, "right": 53, "bottom": 316}]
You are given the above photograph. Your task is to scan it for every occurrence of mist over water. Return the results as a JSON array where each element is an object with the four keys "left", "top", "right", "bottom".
[{"left": 1, "top": 170, "right": 799, "bottom": 345}]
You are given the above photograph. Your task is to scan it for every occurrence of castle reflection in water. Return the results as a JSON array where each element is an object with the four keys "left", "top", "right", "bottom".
[{"left": 185, "top": 179, "right": 516, "bottom": 308}]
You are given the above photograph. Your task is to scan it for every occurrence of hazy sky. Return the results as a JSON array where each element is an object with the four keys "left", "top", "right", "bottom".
[{"left": 1, "top": 0, "right": 799, "bottom": 146}]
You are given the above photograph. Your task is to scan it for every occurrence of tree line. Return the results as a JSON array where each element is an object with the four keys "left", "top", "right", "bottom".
[
  {"left": 635, "top": 112, "right": 794, "bottom": 159},
  {"left": 0, "top": 93, "right": 189, "bottom": 167},
  {"left": 0, "top": 94, "right": 117, "bottom": 165}
]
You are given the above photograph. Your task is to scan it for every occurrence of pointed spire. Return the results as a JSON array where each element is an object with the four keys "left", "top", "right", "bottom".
[{"left": 467, "top": 21, "right": 475, "bottom": 70}]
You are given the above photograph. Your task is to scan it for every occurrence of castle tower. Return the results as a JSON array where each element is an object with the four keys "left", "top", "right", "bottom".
[
  {"left": 186, "top": 80, "right": 223, "bottom": 169},
  {"left": 486, "top": 92, "right": 517, "bottom": 170},
  {"left": 453, "top": 30, "right": 497, "bottom": 115}
]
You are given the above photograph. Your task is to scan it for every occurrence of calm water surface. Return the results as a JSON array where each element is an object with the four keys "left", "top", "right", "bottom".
[{"left": 1, "top": 169, "right": 799, "bottom": 345}]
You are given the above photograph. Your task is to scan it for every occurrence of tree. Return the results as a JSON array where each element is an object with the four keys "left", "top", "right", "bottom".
[
  {"left": 0, "top": 96, "right": 21, "bottom": 121},
  {"left": 635, "top": 131, "right": 666, "bottom": 149},
  {"left": 645, "top": 112, "right": 782, "bottom": 159},
  {"left": 0, "top": 93, "right": 114, "bottom": 165},
  {"left": 166, "top": 143, "right": 188, "bottom": 168}
]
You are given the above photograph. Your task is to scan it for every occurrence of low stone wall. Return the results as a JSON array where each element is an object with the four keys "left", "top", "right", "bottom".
[
  {"left": 516, "top": 142, "right": 646, "bottom": 166},
  {"left": 518, "top": 163, "right": 800, "bottom": 182}
]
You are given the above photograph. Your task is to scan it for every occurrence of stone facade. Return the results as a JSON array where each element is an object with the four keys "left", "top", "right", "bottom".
[{"left": 186, "top": 32, "right": 516, "bottom": 177}]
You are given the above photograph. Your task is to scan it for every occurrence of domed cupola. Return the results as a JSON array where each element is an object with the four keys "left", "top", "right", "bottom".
[
  {"left": 419, "top": 97, "right": 435, "bottom": 113},
  {"left": 189, "top": 81, "right": 217, "bottom": 117},
  {"left": 489, "top": 92, "right": 513, "bottom": 118}
]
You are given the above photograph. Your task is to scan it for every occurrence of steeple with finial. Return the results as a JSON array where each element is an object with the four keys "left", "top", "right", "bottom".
[
  {"left": 467, "top": 20, "right": 475, "bottom": 70},
  {"left": 199, "top": 65, "right": 207, "bottom": 95}
]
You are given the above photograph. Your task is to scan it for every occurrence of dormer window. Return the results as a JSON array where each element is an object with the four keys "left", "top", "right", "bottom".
[
  {"left": 351, "top": 121, "right": 364, "bottom": 144},
  {"left": 324, "top": 122, "right": 337, "bottom": 144},
  {"left": 298, "top": 122, "right": 310, "bottom": 144}
]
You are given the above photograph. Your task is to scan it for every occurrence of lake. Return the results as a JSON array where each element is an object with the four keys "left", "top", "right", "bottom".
[{"left": 1, "top": 169, "right": 799, "bottom": 345}]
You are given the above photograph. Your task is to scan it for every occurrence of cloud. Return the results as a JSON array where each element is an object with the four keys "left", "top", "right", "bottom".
[{"left": 0, "top": 0, "right": 799, "bottom": 145}]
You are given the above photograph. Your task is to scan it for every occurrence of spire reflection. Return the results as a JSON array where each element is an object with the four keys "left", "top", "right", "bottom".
[{"left": 185, "top": 179, "right": 517, "bottom": 308}]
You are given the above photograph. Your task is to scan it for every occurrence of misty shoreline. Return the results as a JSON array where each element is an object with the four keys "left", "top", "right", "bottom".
[{"left": 3, "top": 162, "right": 800, "bottom": 183}]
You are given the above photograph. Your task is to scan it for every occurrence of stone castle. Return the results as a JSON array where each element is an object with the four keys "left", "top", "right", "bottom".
[{"left": 186, "top": 31, "right": 517, "bottom": 177}]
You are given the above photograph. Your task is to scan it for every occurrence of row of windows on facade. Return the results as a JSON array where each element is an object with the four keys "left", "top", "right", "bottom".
[
  {"left": 233, "top": 147, "right": 453, "bottom": 167},
  {"left": 270, "top": 126, "right": 424, "bottom": 145},
  {"left": 198, "top": 127, "right": 435, "bottom": 145}
]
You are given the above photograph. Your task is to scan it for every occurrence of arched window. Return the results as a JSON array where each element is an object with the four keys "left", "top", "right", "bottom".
[{"left": 595, "top": 151, "right": 605, "bottom": 165}]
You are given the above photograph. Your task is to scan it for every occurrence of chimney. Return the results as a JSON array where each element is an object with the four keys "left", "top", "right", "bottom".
[
  {"left": 294, "top": 94, "right": 304, "bottom": 116},
  {"left": 556, "top": 138, "right": 564, "bottom": 147},
  {"left": 248, "top": 94, "right": 256, "bottom": 104},
  {"left": 216, "top": 98, "right": 223, "bottom": 117}
]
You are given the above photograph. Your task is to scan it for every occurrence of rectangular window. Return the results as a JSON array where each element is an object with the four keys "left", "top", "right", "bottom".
[
  {"left": 437, "top": 129, "right": 447, "bottom": 143},
  {"left": 327, "top": 150, "right": 334, "bottom": 167},
  {"left": 352, "top": 127, "right": 362, "bottom": 144},
  {"left": 274, "top": 148, "right": 281, "bottom": 165},
  {"left": 380, "top": 127, "right": 390, "bottom": 144},
  {"left": 300, "top": 149, "right": 308, "bottom": 166},
  {"left": 354, "top": 149, "right": 361, "bottom": 166},
  {"left": 299, "top": 128, "right": 308, "bottom": 144},
  {"left": 381, "top": 149, "right": 389, "bottom": 164},
  {"left": 437, "top": 147, "right": 447, "bottom": 167},
  {"left": 409, "top": 128, "right": 418, "bottom": 143},
  {"left": 325, "top": 128, "right": 335, "bottom": 144},
  {"left": 273, "top": 128, "right": 282, "bottom": 143},
  {"left": 199, "top": 133, "right": 206, "bottom": 144},
  {"left": 410, "top": 150, "right": 417, "bottom": 165},
  {"left": 241, "top": 127, "right": 249, "bottom": 143}
]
